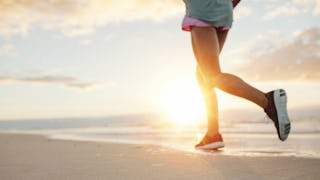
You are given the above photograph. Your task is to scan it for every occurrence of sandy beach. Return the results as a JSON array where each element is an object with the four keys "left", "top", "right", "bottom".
[{"left": 0, "top": 133, "right": 319, "bottom": 180}]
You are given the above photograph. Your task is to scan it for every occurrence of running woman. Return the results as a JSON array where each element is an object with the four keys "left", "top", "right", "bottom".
[{"left": 181, "top": 0, "right": 291, "bottom": 150}]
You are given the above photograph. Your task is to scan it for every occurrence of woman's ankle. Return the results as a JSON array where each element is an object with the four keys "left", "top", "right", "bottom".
[{"left": 206, "top": 131, "right": 220, "bottom": 138}]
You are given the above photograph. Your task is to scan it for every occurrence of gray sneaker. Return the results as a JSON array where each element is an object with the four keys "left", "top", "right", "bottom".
[{"left": 264, "top": 89, "right": 291, "bottom": 141}]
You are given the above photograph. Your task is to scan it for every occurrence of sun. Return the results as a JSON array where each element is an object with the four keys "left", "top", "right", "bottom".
[
  {"left": 159, "top": 79, "right": 244, "bottom": 126},
  {"left": 160, "top": 80, "right": 205, "bottom": 126}
]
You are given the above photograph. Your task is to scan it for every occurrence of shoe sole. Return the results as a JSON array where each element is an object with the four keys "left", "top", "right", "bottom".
[
  {"left": 274, "top": 89, "right": 291, "bottom": 141},
  {"left": 195, "top": 141, "right": 225, "bottom": 150}
]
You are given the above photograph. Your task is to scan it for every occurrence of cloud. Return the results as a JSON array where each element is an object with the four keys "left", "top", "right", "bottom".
[
  {"left": 263, "top": 0, "right": 319, "bottom": 20},
  {"left": 234, "top": 6, "right": 253, "bottom": 20},
  {"left": 0, "top": 0, "right": 183, "bottom": 37},
  {"left": 0, "top": 43, "right": 17, "bottom": 57},
  {"left": 263, "top": 3, "right": 302, "bottom": 20},
  {"left": 315, "top": 0, "right": 320, "bottom": 14},
  {"left": 292, "top": 0, "right": 320, "bottom": 15},
  {"left": 0, "top": 74, "right": 104, "bottom": 90},
  {"left": 232, "top": 27, "right": 320, "bottom": 83}
]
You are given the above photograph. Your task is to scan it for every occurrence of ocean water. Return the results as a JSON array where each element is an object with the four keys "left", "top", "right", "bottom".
[{"left": 0, "top": 109, "right": 319, "bottom": 159}]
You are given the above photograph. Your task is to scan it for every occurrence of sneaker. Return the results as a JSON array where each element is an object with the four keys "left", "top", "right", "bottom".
[
  {"left": 264, "top": 89, "right": 291, "bottom": 141},
  {"left": 195, "top": 133, "right": 225, "bottom": 150}
]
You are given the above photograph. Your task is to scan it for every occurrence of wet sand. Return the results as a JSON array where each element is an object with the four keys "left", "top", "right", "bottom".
[{"left": 0, "top": 133, "right": 319, "bottom": 180}]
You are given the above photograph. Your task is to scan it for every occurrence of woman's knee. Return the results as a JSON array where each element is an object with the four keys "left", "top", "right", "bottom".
[
  {"left": 196, "top": 68, "right": 223, "bottom": 89},
  {"left": 208, "top": 72, "right": 224, "bottom": 88},
  {"left": 196, "top": 66, "right": 210, "bottom": 85}
]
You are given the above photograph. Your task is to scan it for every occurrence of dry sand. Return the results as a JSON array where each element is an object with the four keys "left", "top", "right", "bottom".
[{"left": 0, "top": 133, "right": 319, "bottom": 180}]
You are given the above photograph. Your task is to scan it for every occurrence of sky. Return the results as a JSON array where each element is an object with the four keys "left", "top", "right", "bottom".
[{"left": 0, "top": 0, "right": 319, "bottom": 120}]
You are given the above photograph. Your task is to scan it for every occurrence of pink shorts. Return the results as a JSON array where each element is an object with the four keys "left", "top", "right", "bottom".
[{"left": 182, "top": 15, "right": 230, "bottom": 32}]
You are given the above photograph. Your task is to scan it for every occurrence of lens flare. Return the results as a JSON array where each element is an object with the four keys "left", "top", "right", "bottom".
[{"left": 161, "top": 81, "right": 205, "bottom": 126}]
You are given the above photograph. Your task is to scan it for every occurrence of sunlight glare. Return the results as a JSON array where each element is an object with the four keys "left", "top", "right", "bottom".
[
  {"left": 161, "top": 80, "right": 205, "bottom": 126},
  {"left": 159, "top": 78, "right": 245, "bottom": 127}
]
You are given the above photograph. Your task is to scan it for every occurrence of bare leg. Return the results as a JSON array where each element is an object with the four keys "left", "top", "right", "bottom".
[
  {"left": 192, "top": 27, "right": 268, "bottom": 136},
  {"left": 196, "top": 66, "right": 219, "bottom": 137},
  {"left": 195, "top": 30, "right": 228, "bottom": 137}
]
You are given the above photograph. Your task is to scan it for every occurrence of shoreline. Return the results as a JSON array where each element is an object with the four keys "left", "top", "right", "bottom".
[
  {"left": 1, "top": 132, "right": 320, "bottom": 179},
  {"left": 1, "top": 130, "right": 319, "bottom": 160}
]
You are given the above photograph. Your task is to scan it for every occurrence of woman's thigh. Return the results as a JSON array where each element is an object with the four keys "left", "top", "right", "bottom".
[
  {"left": 191, "top": 27, "right": 221, "bottom": 79},
  {"left": 217, "top": 30, "right": 229, "bottom": 53}
]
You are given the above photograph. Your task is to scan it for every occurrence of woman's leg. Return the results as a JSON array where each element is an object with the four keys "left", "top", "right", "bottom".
[
  {"left": 195, "top": 30, "right": 228, "bottom": 137},
  {"left": 191, "top": 26, "right": 268, "bottom": 117},
  {"left": 196, "top": 66, "right": 219, "bottom": 137}
]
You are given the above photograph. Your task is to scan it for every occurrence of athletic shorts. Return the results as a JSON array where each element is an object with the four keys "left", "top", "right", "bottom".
[
  {"left": 182, "top": 15, "right": 230, "bottom": 32},
  {"left": 182, "top": 0, "right": 233, "bottom": 31}
]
